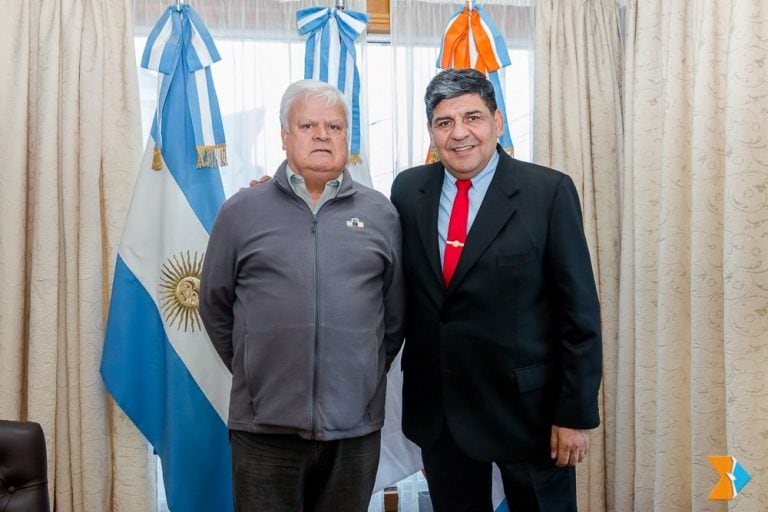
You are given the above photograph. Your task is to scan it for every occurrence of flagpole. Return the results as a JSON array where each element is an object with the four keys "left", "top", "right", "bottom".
[{"left": 335, "top": 0, "right": 345, "bottom": 10}]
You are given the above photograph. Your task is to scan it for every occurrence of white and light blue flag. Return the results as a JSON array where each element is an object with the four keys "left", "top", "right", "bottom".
[
  {"left": 100, "top": 4, "right": 232, "bottom": 511},
  {"left": 297, "top": 6, "right": 369, "bottom": 184}
]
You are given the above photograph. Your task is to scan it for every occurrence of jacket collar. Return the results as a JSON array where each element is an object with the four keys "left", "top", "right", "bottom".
[{"left": 273, "top": 159, "right": 358, "bottom": 199}]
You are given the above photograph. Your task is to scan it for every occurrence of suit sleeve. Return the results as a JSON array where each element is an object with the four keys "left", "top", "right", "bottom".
[
  {"left": 545, "top": 175, "right": 602, "bottom": 429},
  {"left": 199, "top": 201, "right": 238, "bottom": 371}
]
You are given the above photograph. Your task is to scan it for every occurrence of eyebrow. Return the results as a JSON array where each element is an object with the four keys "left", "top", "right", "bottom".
[
  {"left": 433, "top": 110, "right": 485, "bottom": 123},
  {"left": 296, "top": 118, "right": 346, "bottom": 125}
]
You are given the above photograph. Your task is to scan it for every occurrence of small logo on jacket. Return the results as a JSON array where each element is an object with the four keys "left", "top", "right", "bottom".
[
  {"left": 708, "top": 455, "right": 751, "bottom": 500},
  {"left": 346, "top": 217, "right": 365, "bottom": 229}
]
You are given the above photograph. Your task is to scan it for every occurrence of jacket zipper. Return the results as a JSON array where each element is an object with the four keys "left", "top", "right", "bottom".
[
  {"left": 311, "top": 215, "right": 319, "bottom": 438},
  {"left": 274, "top": 178, "right": 349, "bottom": 439}
]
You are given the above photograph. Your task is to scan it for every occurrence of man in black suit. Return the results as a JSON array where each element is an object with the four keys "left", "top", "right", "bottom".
[{"left": 390, "top": 69, "right": 602, "bottom": 512}]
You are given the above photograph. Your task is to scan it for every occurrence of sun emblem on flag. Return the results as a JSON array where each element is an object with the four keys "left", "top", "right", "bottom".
[{"left": 159, "top": 251, "right": 204, "bottom": 332}]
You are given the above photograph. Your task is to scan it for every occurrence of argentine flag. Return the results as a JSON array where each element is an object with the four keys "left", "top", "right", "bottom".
[
  {"left": 296, "top": 6, "right": 370, "bottom": 184},
  {"left": 100, "top": 5, "right": 232, "bottom": 511}
]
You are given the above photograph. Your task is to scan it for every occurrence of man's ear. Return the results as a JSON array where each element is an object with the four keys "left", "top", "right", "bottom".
[
  {"left": 280, "top": 128, "right": 288, "bottom": 150},
  {"left": 494, "top": 110, "right": 504, "bottom": 138}
]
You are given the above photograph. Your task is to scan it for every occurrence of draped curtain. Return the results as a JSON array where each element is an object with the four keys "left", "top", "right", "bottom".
[
  {"left": 532, "top": 1, "right": 623, "bottom": 510},
  {"left": 0, "top": 1, "right": 150, "bottom": 511},
  {"left": 617, "top": 1, "right": 768, "bottom": 510}
]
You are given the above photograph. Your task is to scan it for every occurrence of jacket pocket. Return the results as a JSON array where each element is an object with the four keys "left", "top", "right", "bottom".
[
  {"left": 498, "top": 248, "right": 537, "bottom": 267},
  {"left": 514, "top": 360, "right": 555, "bottom": 393},
  {"left": 316, "top": 325, "right": 380, "bottom": 431},
  {"left": 242, "top": 325, "right": 314, "bottom": 429}
]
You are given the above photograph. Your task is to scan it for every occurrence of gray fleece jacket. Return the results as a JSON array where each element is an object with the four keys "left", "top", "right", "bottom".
[{"left": 199, "top": 162, "right": 405, "bottom": 441}]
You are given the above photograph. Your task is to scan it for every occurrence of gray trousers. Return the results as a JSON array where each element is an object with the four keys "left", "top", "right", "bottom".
[{"left": 230, "top": 429, "right": 381, "bottom": 512}]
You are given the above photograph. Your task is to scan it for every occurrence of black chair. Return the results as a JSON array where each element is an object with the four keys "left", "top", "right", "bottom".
[{"left": 0, "top": 420, "right": 50, "bottom": 512}]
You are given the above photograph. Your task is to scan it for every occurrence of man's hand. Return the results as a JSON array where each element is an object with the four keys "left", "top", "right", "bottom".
[
  {"left": 239, "top": 175, "right": 272, "bottom": 191},
  {"left": 250, "top": 175, "right": 272, "bottom": 187},
  {"left": 550, "top": 425, "right": 590, "bottom": 467}
]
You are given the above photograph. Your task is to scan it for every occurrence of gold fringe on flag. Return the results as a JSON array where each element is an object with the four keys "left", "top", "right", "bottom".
[
  {"left": 347, "top": 153, "right": 363, "bottom": 166},
  {"left": 196, "top": 144, "right": 228, "bottom": 169},
  {"left": 504, "top": 146, "right": 515, "bottom": 157},
  {"left": 152, "top": 146, "right": 164, "bottom": 170}
]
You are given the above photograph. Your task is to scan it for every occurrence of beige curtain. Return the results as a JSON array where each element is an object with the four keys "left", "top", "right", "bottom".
[
  {"left": 0, "top": 1, "right": 151, "bottom": 510},
  {"left": 533, "top": 1, "right": 623, "bottom": 509},
  {"left": 617, "top": 0, "right": 768, "bottom": 510}
]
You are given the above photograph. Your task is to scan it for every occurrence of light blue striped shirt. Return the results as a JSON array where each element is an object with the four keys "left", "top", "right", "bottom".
[{"left": 438, "top": 152, "right": 500, "bottom": 264}]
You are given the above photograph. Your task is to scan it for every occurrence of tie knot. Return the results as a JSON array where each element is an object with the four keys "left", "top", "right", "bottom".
[{"left": 456, "top": 179, "right": 472, "bottom": 192}]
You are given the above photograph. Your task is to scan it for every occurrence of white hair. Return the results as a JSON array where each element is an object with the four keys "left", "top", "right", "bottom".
[{"left": 279, "top": 80, "right": 350, "bottom": 132}]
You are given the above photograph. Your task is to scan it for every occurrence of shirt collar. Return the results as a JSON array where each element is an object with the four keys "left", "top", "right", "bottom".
[
  {"left": 442, "top": 150, "right": 500, "bottom": 186},
  {"left": 286, "top": 164, "right": 343, "bottom": 189}
]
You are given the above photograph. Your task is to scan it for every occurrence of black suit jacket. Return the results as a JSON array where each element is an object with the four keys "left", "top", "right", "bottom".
[{"left": 390, "top": 148, "right": 602, "bottom": 463}]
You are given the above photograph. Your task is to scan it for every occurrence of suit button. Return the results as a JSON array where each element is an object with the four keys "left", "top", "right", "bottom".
[{"left": 7, "top": 486, "right": 15, "bottom": 494}]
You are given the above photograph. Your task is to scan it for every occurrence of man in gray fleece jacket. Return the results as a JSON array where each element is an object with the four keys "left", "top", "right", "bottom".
[{"left": 199, "top": 80, "right": 405, "bottom": 512}]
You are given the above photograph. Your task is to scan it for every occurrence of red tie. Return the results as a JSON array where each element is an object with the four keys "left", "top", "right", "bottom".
[{"left": 443, "top": 179, "right": 472, "bottom": 285}]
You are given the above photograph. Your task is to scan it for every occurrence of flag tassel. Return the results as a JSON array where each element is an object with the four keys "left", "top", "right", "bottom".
[{"left": 152, "top": 146, "right": 164, "bottom": 170}]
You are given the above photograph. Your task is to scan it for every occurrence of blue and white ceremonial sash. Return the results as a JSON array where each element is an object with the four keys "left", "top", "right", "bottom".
[
  {"left": 436, "top": 3, "right": 514, "bottom": 157},
  {"left": 101, "top": 4, "right": 232, "bottom": 511},
  {"left": 141, "top": 4, "right": 227, "bottom": 170},
  {"left": 297, "top": 7, "right": 368, "bottom": 165}
]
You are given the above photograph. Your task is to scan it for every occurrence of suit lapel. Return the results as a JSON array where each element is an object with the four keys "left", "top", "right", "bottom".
[
  {"left": 414, "top": 167, "right": 445, "bottom": 289},
  {"left": 447, "top": 152, "right": 520, "bottom": 293}
]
